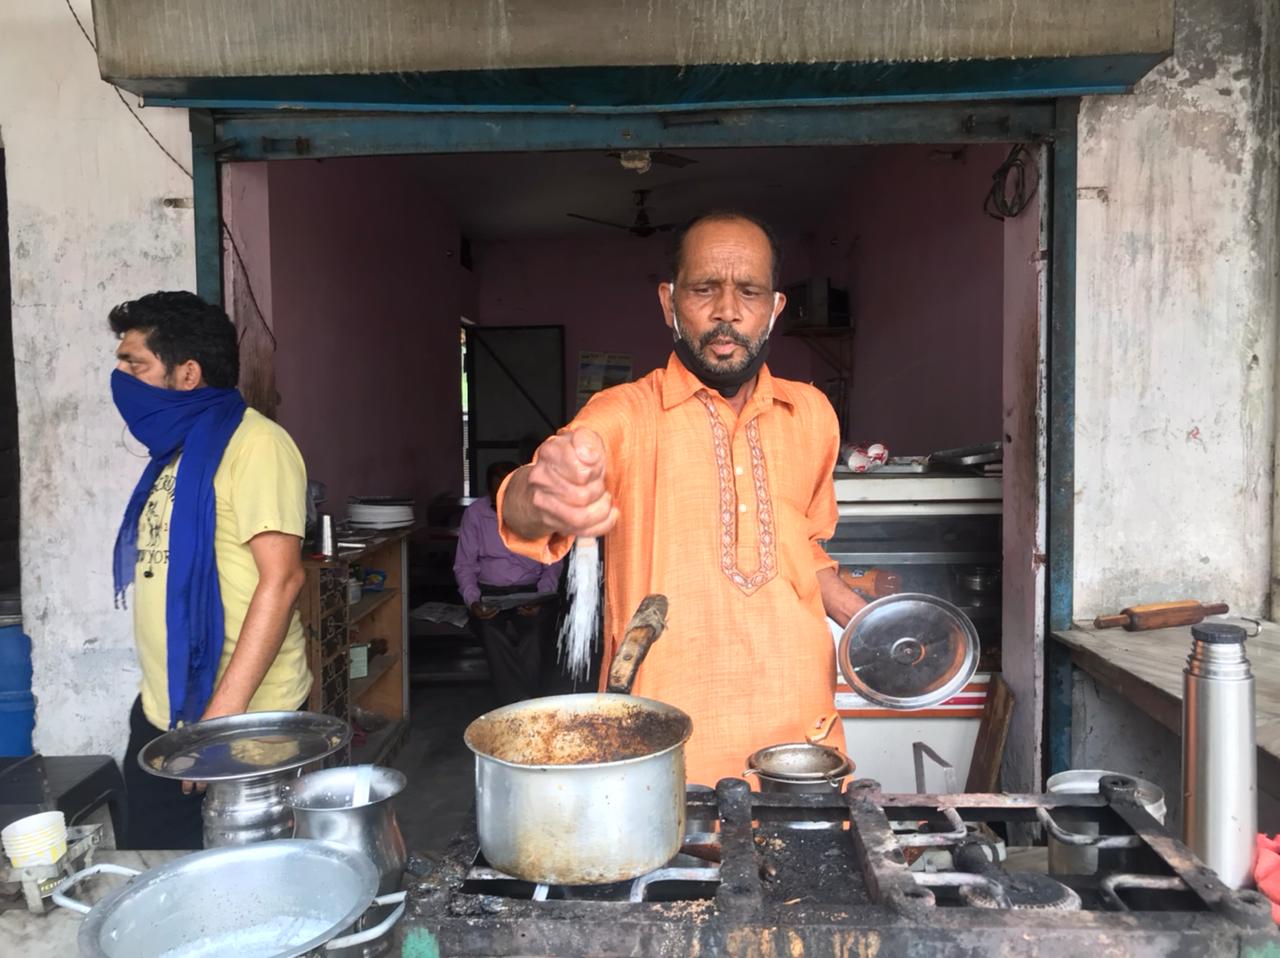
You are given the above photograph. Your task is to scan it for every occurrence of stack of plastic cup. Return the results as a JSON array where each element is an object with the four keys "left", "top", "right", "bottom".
[{"left": 2, "top": 811, "right": 67, "bottom": 867}]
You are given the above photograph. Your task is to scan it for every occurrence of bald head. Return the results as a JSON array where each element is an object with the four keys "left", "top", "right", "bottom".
[{"left": 669, "top": 211, "right": 782, "bottom": 290}]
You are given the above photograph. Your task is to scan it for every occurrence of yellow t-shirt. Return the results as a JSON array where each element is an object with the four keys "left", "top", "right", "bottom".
[{"left": 133, "top": 407, "right": 313, "bottom": 730}]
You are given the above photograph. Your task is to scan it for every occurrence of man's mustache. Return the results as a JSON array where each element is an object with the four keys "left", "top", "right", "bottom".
[{"left": 697, "top": 323, "right": 752, "bottom": 349}]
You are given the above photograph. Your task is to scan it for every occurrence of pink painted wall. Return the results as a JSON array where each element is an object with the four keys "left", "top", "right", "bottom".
[
  {"left": 241, "top": 144, "right": 1009, "bottom": 518},
  {"left": 472, "top": 234, "right": 818, "bottom": 415},
  {"left": 810, "top": 145, "right": 1008, "bottom": 455},
  {"left": 266, "top": 157, "right": 475, "bottom": 510}
]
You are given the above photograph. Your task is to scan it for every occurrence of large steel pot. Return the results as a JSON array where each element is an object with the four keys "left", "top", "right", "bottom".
[
  {"left": 52, "top": 839, "right": 405, "bottom": 957},
  {"left": 463, "top": 595, "right": 692, "bottom": 885}
]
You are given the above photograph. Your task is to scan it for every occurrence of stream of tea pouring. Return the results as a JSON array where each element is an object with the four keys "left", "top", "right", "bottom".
[
  {"left": 559, "top": 536, "right": 600, "bottom": 682},
  {"left": 556, "top": 429, "right": 609, "bottom": 682}
]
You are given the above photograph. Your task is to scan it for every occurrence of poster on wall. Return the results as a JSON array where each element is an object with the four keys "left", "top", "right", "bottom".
[{"left": 576, "top": 352, "right": 633, "bottom": 409}]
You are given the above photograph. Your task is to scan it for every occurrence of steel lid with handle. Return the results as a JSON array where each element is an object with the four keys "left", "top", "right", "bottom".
[{"left": 837, "top": 593, "right": 980, "bottom": 710}]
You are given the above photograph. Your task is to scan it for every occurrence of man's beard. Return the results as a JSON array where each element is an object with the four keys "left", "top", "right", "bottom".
[{"left": 679, "top": 321, "right": 768, "bottom": 377}]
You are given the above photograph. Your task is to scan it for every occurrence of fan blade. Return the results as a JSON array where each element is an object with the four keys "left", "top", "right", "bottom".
[
  {"left": 566, "top": 213, "right": 631, "bottom": 230},
  {"left": 629, "top": 223, "right": 679, "bottom": 238},
  {"left": 650, "top": 151, "right": 698, "bottom": 168}
]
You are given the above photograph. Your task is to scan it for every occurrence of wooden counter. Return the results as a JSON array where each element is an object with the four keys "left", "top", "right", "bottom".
[{"left": 1052, "top": 618, "right": 1280, "bottom": 794}]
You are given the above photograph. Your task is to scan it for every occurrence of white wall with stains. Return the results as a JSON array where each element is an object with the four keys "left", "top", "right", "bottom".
[
  {"left": 1, "top": 0, "right": 1276, "bottom": 757},
  {"left": 1, "top": 0, "right": 196, "bottom": 756},
  {"left": 1073, "top": 0, "right": 1279, "bottom": 621}
]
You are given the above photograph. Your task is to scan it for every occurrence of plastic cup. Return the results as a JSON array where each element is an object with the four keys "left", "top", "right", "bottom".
[{"left": 2, "top": 810, "right": 67, "bottom": 867}]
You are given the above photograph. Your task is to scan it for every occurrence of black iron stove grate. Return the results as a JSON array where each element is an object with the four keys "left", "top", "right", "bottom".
[{"left": 399, "top": 776, "right": 1279, "bottom": 957}]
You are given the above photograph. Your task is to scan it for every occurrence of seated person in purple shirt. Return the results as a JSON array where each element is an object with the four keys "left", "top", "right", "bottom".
[{"left": 454, "top": 461, "right": 564, "bottom": 704}]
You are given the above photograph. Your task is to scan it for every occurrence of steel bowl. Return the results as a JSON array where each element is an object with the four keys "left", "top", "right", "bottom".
[{"left": 745, "top": 742, "right": 854, "bottom": 793}]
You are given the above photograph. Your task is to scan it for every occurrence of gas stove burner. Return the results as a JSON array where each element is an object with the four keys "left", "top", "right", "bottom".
[
  {"left": 950, "top": 835, "right": 1082, "bottom": 911},
  {"left": 959, "top": 872, "right": 1083, "bottom": 912}
]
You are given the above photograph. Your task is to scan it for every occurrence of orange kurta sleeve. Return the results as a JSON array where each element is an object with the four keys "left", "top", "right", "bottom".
[{"left": 803, "top": 393, "right": 841, "bottom": 576}]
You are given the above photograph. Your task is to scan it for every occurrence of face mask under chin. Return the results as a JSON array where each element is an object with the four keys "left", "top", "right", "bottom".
[{"left": 672, "top": 322, "right": 772, "bottom": 399}]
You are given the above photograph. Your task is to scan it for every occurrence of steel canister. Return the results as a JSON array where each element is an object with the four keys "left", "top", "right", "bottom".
[{"left": 1045, "top": 769, "right": 1165, "bottom": 875}]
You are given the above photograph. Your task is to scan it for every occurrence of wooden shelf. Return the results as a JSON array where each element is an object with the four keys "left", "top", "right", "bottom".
[
  {"left": 303, "top": 529, "right": 410, "bottom": 744},
  {"left": 349, "top": 587, "right": 400, "bottom": 626},
  {"left": 350, "top": 653, "right": 398, "bottom": 701},
  {"left": 352, "top": 719, "right": 408, "bottom": 766}
]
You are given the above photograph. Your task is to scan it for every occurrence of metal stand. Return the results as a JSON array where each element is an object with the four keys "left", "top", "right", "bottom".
[{"left": 0, "top": 824, "right": 102, "bottom": 914}]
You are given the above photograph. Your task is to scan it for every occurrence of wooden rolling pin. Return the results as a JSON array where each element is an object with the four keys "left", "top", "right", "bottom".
[
  {"left": 1094, "top": 600, "right": 1229, "bottom": 632},
  {"left": 840, "top": 568, "right": 902, "bottom": 601}
]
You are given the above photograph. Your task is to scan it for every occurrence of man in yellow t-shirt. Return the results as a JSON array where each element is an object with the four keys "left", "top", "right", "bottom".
[{"left": 110, "top": 292, "right": 311, "bottom": 849}]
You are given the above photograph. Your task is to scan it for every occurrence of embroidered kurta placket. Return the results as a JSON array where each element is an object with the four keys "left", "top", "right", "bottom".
[{"left": 695, "top": 390, "right": 777, "bottom": 596}]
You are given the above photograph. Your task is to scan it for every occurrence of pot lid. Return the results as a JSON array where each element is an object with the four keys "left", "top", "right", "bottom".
[
  {"left": 746, "top": 742, "right": 853, "bottom": 781},
  {"left": 139, "top": 711, "right": 350, "bottom": 782},
  {"left": 837, "top": 593, "right": 980, "bottom": 710}
]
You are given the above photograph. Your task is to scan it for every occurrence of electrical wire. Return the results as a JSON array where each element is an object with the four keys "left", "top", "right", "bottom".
[
  {"left": 61, "top": 0, "right": 191, "bottom": 179},
  {"left": 222, "top": 224, "right": 277, "bottom": 350},
  {"left": 983, "top": 145, "right": 1037, "bottom": 221},
  {"left": 61, "top": 0, "right": 275, "bottom": 351}
]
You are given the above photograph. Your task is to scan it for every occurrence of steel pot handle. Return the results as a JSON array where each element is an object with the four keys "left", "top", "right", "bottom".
[
  {"left": 51, "top": 863, "right": 141, "bottom": 915},
  {"left": 324, "top": 891, "right": 407, "bottom": 951}
]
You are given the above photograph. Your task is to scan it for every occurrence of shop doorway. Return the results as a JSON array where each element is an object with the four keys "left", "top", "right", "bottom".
[{"left": 213, "top": 115, "right": 1057, "bottom": 848}]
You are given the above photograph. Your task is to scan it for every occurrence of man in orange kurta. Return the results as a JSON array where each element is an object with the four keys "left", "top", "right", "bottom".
[{"left": 498, "top": 212, "right": 865, "bottom": 787}]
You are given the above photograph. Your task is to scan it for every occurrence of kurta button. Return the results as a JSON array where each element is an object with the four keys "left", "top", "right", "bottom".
[
  {"left": 735, "top": 466, "right": 744, "bottom": 476},
  {"left": 738, "top": 503, "right": 747, "bottom": 513}
]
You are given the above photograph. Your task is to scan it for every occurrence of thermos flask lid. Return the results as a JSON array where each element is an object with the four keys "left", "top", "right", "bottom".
[{"left": 1190, "top": 622, "right": 1248, "bottom": 644}]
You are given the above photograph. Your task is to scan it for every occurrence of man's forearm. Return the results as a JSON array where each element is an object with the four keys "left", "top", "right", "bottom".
[
  {"left": 500, "top": 465, "right": 551, "bottom": 540},
  {"left": 818, "top": 567, "right": 866, "bottom": 628},
  {"left": 202, "top": 573, "right": 304, "bottom": 719}
]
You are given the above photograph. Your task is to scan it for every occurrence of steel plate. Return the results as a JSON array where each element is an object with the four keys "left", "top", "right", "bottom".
[{"left": 138, "top": 711, "right": 350, "bottom": 782}]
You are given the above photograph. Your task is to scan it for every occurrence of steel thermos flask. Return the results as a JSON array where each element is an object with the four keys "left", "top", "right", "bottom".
[{"left": 1182, "top": 621, "right": 1257, "bottom": 889}]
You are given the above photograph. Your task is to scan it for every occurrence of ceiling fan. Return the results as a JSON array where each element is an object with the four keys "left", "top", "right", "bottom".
[
  {"left": 566, "top": 189, "right": 678, "bottom": 238},
  {"left": 606, "top": 149, "right": 699, "bottom": 174}
]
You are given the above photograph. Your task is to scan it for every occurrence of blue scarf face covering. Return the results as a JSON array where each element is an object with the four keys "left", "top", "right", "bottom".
[{"left": 111, "top": 369, "right": 247, "bottom": 728}]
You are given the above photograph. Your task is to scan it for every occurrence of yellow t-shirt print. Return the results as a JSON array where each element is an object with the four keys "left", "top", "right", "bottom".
[{"left": 132, "top": 408, "right": 313, "bottom": 729}]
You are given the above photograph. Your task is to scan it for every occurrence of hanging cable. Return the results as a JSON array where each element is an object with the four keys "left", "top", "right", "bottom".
[
  {"left": 62, "top": 0, "right": 275, "bottom": 350},
  {"left": 61, "top": 0, "right": 191, "bottom": 178},
  {"left": 983, "top": 145, "right": 1037, "bottom": 220}
]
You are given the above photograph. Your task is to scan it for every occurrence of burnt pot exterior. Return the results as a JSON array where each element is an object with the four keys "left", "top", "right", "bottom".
[{"left": 466, "top": 694, "right": 691, "bottom": 885}]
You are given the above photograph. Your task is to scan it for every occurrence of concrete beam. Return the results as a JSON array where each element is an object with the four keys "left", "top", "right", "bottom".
[{"left": 91, "top": 0, "right": 1173, "bottom": 80}]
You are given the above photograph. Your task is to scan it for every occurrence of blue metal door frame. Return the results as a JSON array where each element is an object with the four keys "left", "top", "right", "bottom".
[{"left": 190, "top": 98, "right": 1078, "bottom": 776}]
